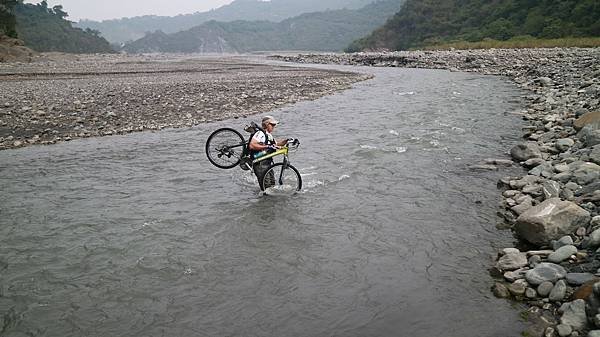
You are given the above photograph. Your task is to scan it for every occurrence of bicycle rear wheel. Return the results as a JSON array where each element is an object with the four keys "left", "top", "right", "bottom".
[
  {"left": 261, "top": 162, "right": 302, "bottom": 194},
  {"left": 205, "top": 128, "right": 245, "bottom": 169}
]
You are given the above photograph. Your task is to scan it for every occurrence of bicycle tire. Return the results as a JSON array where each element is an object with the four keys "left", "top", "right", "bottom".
[
  {"left": 261, "top": 162, "right": 302, "bottom": 193},
  {"left": 205, "top": 128, "right": 245, "bottom": 169}
]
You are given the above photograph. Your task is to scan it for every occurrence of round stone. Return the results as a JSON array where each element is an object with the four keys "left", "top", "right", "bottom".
[
  {"left": 525, "top": 263, "right": 567, "bottom": 285},
  {"left": 537, "top": 281, "right": 554, "bottom": 297},
  {"left": 548, "top": 245, "right": 577, "bottom": 263}
]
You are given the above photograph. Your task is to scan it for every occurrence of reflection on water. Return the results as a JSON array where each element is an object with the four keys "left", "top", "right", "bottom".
[{"left": 0, "top": 64, "right": 526, "bottom": 337}]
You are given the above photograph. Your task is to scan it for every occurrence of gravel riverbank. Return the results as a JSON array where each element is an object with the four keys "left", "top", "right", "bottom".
[
  {"left": 0, "top": 53, "right": 370, "bottom": 150},
  {"left": 273, "top": 48, "right": 600, "bottom": 336}
]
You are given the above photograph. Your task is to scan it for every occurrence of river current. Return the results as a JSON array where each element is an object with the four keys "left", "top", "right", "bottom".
[{"left": 0, "top": 62, "right": 528, "bottom": 336}]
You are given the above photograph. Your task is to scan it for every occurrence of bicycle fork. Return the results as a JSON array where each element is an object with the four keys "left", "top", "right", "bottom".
[{"left": 279, "top": 155, "right": 289, "bottom": 185}]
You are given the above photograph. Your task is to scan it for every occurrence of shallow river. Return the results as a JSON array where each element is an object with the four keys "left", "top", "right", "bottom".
[{"left": 0, "top": 62, "right": 528, "bottom": 336}]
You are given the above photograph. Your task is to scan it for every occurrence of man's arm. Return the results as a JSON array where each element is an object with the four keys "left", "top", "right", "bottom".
[{"left": 249, "top": 136, "right": 272, "bottom": 151}]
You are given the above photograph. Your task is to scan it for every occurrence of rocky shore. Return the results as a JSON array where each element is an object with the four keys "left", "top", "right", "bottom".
[
  {"left": 0, "top": 53, "right": 370, "bottom": 150},
  {"left": 272, "top": 48, "right": 600, "bottom": 337}
]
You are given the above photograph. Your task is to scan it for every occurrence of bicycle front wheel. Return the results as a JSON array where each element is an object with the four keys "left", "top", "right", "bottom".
[
  {"left": 205, "top": 128, "right": 245, "bottom": 169},
  {"left": 261, "top": 163, "right": 302, "bottom": 194}
]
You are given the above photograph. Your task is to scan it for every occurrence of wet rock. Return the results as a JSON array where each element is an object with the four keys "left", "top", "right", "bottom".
[
  {"left": 525, "top": 157, "right": 546, "bottom": 168},
  {"left": 537, "top": 77, "right": 553, "bottom": 87},
  {"left": 492, "top": 282, "right": 510, "bottom": 298},
  {"left": 555, "top": 324, "right": 572, "bottom": 337},
  {"left": 552, "top": 236, "right": 574, "bottom": 250},
  {"left": 508, "top": 280, "right": 527, "bottom": 296},
  {"left": 542, "top": 180, "right": 561, "bottom": 200},
  {"left": 526, "top": 263, "right": 567, "bottom": 286},
  {"left": 511, "top": 142, "right": 542, "bottom": 162},
  {"left": 529, "top": 162, "right": 555, "bottom": 177},
  {"left": 559, "top": 299, "right": 587, "bottom": 331},
  {"left": 555, "top": 138, "right": 575, "bottom": 152},
  {"left": 572, "top": 162, "right": 600, "bottom": 185},
  {"left": 579, "top": 126, "right": 600, "bottom": 147},
  {"left": 504, "top": 268, "right": 528, "bottom": 282},
  {"left": 512, "top": 198, "right": 534, "bottom": 215},
  {"left": 549, "top": 280, "right": 567, "bottom": 302},
  {"left": 587, "top": 229, "right": 600, "bottom": 247},
  {"left": 484, "top": 158, "right": 513, "bottom": 166},
  {"left": 555, "top": 163, "right": 570, "bottom": 173},
  {"left": 497, "top": 251, "right": 528, "bottom": 271},
  {"left": 537, "top": 281, "right": 554, "bottom": 297},
  {"left": 529, "top": 255, "right": 542, "bottom": 267},
  {"left": 515, "top": 198, "right": 591, "bottom": 246},
  {"left": 548, "top": 245, "right": 577, "bottom": 263},
  {"left": 566, "top": 273, "right": 597, "bottom": 286}
]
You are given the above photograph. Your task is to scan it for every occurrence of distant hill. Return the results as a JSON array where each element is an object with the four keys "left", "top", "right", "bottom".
[
  {"left": 15, "top": 1, "right": 114, "bottom": 53},
  {"left": 122, "top": 0, "right": 405, "bottom": 53},
  {"left": 76, "top": 0, "right": 377, "bottom": 44},
  {"left": 0, "top": 0, "right": 18, "bottom": 38},
  {"left": 348, "top": 0, "right": 600, "bottom": 51}
]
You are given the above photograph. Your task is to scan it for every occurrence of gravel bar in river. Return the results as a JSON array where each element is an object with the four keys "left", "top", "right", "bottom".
[{"left": 0, "top": 53, "right": 370, "bottom": 150}]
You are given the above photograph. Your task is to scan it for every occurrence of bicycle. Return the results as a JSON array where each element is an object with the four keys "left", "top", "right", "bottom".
[{"left": 205, "top": 122, "right": 302, "bottom": 193}]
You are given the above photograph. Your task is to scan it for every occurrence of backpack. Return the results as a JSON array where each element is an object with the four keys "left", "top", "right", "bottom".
[{"left": 240, "top": 122, "right": 272, "bottom": 170}]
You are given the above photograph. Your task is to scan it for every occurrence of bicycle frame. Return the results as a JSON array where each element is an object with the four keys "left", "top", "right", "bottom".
[
  {"left": 252, "top": 146, "right": 293, "bottom": 186},
  {"left": 252, "top": 146, "right": 289, "bottom": 164}
]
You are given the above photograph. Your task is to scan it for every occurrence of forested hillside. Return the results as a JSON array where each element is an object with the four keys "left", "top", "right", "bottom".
[
  {"left": 123, "top": 0, "right": 404, "bottom": 53},
  {"left": 77, "top": 0, "right": 376, "bottom": 44},
  {"left": 0, "top": 0, "right": 18, "bottom": 38},
  {"left": 14, "top": 1, "right": 114, "bottom": 53},
  {"left": 348, "top": 0, "right": 600, "bottom": 51}
]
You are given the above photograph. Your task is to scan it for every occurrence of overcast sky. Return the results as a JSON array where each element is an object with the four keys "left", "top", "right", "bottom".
[{"left": 25, "top": 0, "right": 236, "bottom": 22}]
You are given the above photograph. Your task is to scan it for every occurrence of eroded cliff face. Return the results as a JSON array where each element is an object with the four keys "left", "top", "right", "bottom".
[{"left": 0, "top": 33, "right": 35, "bottom": 63}]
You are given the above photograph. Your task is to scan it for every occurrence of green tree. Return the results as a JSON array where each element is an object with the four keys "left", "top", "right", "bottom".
[
  {"left": 52, "top": 4, "right": 67, "bottom": 19},
  {"left": 0, "top": 0, "right": 19, "bottom": 38},
  {"left": 14, "top": 1, "right": 114, "bottom": 53},
  {"left": 485, "top": 18, "right": 515, "bottom": 40},
  {"left": 348, "top": 0, "right": 600, "bottom": 51}
]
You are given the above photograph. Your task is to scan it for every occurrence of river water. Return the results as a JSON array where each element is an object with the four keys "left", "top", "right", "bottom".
[{"left": 0, "top": 62, "right": 527, "bottom": 336}]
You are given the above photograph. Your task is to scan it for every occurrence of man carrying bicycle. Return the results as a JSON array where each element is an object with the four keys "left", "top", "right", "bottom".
[{"left": 249, "top": 115, "right": 288, "bottom": 190}]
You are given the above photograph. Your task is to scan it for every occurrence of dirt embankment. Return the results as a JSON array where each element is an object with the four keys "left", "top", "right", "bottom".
[{"left": 0, "top": 34, "right": 35, "bottom": 63}]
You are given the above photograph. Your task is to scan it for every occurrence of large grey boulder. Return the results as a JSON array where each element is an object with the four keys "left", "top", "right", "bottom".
[
  {"left": 579, "top": 125, "right": 600, "bottom": 147},
  {"left": 590, "top": 145, "right": 600, "bottom": 165},
  {"left": 515, "top": 198, "right": 591, "bottom": 246},
  {"left": 511, "top": 142, "right": 542, "bottom": 162},
  {"left": 572, "top": 162, "right": 600, "bottom": 185},
  {"left": 560, "top": 299, "right": 588, "bottom": 331}
]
